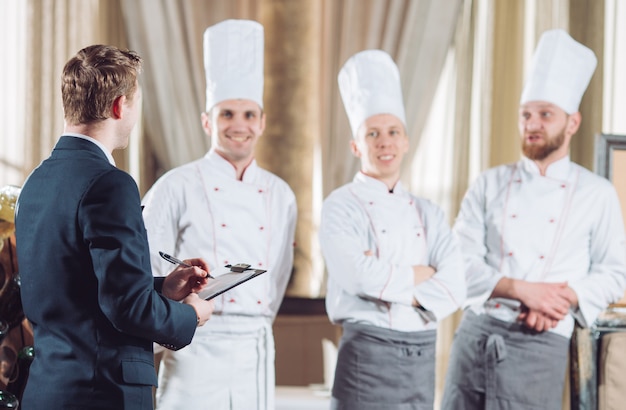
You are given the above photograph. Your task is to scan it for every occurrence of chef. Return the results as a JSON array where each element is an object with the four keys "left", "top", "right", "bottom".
[
  {"left": 441, "top": 29, "right": 626, "bottom": 410},
  {"left": 142, "top": 19, "right": 297, "bottom": 410},
  {"left": 319, "top": 49, "right": 466, "bottom": 410}
]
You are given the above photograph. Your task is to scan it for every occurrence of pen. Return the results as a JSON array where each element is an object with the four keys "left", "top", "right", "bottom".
[{"left": 159, "top": 251, "right": 214, "bottom": 279}]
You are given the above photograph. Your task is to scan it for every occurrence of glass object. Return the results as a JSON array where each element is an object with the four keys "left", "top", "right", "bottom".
[
  {"left": 17, "top": 346, "right": 33, "bottom": 363},
  {"left": 0, "top": 185, "right": 21, "bottom": 242},
  {"left": 0, "top": 391, "right": 18, "bottom": 409},
  {"left": 0, "top": 320, "right": 8, "bottom": 344}
]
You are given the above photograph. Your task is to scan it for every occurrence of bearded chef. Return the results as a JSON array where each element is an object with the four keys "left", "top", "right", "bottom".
[
  {"left": 441, "top": 29, "right": 626, "bottom": 410},
  {"left": 319, "top": 49, "right": 466, "bottom": 410},
  {"left": 142, "top": 19, "right": 297, "bottom": 410}
]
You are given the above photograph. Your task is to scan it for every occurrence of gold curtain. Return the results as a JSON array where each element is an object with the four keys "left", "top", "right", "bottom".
[
  {"left": 24, "top": 0, "right": 127, "bottom": 175},
  {"left": 10, "top": 2, "right": 614, "bottom": 407}
]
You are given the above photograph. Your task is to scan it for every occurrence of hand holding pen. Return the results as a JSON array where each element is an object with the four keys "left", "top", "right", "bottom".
[
  {"left": 160, "top": 252, "right": 215, "bottom": 279},
  {"left": 159, "top": 252, "right": 214, "bottom": 301}
]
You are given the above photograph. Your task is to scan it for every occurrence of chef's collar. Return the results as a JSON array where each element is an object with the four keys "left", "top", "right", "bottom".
[
  {"left": 354, "top": 171, "right": 404, "bottom": 194},
  {"left": 522, "top": 155, "right": 571, "bottom": 179},
  {"left": 205, "top": 148, "right": 258, "bottom": 181}
]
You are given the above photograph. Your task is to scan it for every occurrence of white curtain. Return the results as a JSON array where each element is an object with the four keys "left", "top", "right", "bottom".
[
  {"left": 6, "top": 0, "right": 623, "bottom": 407},
  {"left": 320, "top": 0, "right": 463, "bottom": 196},
  {"left": 120, "top": 0, "right": 261, "bottom": 174},
  {"left": 120, "top": 0, "right": 463, "bottom": 191},
  {"left": 603, "top": 0, "right": 626, "bottom": 135},
  {"left": 0, "top": 0, "right": 27, "bottom": 186}
]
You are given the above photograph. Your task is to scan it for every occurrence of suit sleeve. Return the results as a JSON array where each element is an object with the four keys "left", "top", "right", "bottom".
[{"left": 79, "top": 169, "right": 197, "bottom": 349}]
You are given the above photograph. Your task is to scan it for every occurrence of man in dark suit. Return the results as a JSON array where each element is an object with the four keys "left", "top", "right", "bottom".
[{"left": 14, "top": 44, "right": 215, "bottom": 409}]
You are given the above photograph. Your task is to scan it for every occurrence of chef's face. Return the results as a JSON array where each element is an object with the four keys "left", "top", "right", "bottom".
[
  {"left": 202, "top": 99, "right": 265, "bottom": 166},
  {"left": 351, "top": 114, "right": 409, "bottom": 187},
  {"left": 518, "top": 101, "right": 580, "bottom": 162}
]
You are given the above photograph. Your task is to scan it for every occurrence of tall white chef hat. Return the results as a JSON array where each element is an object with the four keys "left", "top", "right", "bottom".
[
  {"left": 520, "top": 29, "right": 597, "bottom": 114},
  {"left": 338, "top": 49, "right": 406, "bottom": 138},
  {"left": 203, "top": 19, "right": 264, "bottom": 112}
]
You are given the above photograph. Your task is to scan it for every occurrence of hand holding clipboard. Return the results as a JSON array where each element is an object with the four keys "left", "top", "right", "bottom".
[{"left": 159, "top": 252, "right": 266, "bottom": 300}]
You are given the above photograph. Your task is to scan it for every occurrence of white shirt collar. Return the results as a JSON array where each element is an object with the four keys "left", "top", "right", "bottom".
[
  {"left": 521, "top": 155, "right": 571, "bottom": 179},
  {"left": 204, "top": 149, "right": 258, "bottom": 181},
  {"left": 353, "top": 171, "right": 405, "bottom": 194},
  {"left": 64, "top": 133, "right": 116, "bottom": 166}
]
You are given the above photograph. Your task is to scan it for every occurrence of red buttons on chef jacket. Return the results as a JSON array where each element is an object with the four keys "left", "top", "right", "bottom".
[
  {"left": 259, "top": 226, "right": 264, "bottom": 230},
  {"left": 511, "top": 214, "right": 517, "bottom": 218},
  {"left": 258, "top": 189, "right": 264, "bottom": 193},
  {"left": 224, "top": 260, "right": 229, "bottom": 265},
  {"left": 229, "top": 298, "right": 236, "bottom": 303},
  {"left": 258, "top": 262, "right": 263, "bottom": 266},
  {"left": 539, "top": 255, "right": 545, "bottom": 259},
  {"left": 257, "top": 300, "right": 262, "bottom": 305},
  {"left": 561, "top": 184, "right": 566, "bottom": 188},
  {"left": 508, "top": 252, "right": 514, "bottom": 256},
  {"left": 221, "top": 223, "right": 227, "bottom": 228},
  {"left": 515, "top": 179, "right": 521, "bottom": 183},
  {"left": 214, "top": 187, "right": 220, "bottom": 191},
  {"left": 550, "top": 219, "right": 555, "bottom": 223}
]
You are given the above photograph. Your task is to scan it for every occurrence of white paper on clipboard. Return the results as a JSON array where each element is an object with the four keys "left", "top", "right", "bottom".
[{"left": 197, "top": 264, "right": 267, "bottom": 301}]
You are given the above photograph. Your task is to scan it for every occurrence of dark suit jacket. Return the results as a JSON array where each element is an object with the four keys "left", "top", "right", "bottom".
[{"left": 15, "top": 136, "right": 197, "bottom": 409}]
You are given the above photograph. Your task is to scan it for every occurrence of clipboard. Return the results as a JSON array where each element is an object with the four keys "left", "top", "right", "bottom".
[{"left": 198, "top": 263, "right": 267, "bottom": 301}]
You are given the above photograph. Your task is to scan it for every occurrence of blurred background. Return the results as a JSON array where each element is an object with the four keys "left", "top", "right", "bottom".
[{"left": 1, "top": 1, "right": 625, "bottom": 407}]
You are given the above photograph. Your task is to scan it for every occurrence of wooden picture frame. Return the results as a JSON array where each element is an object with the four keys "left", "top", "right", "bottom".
[{"left": 594, "top": 133, "right": 626, "bottom": 305}]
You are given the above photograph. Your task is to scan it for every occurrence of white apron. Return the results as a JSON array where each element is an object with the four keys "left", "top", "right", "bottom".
[{"left": 156, "top": 316, "right": 274, "bottom": 410}]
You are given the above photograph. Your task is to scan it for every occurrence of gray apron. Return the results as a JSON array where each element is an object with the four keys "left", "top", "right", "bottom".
[
  {"left": 331, "top": 322, "right": 437, "bottom": 410},
  {"left": 441, "top": 310, "right": 569, "bottom": 410}
]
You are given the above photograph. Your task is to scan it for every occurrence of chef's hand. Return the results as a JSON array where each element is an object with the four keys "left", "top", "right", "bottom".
[
  {"left": 514, "top": 281, "right": 572, "bottom": 320},
  {"left": 492, "top": 278, "right": 572, "bottom": 321},
  {"left": 517, "top": 307, "right": 558, "bottom": 332},
  {"left": 412, "top": 265, "right": 436, "bottom": 286}
]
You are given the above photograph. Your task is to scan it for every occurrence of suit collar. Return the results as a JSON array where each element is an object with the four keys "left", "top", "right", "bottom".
[{"left": 55, "top": 135, "right": 115, "bottom": 166}]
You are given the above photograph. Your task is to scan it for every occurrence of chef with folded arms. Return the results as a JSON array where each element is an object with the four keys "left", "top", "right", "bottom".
[{"left": 320, "top": 49, "right": 466, "bottom": 410}]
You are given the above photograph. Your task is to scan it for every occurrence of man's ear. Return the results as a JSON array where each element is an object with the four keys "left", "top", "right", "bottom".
[
  {"left": 350, "top": 139, "right": 361, "bottom": 158},
  {"left": 201, "top": 111, "right": 211, "bottom": 137},
  {"left": 112, "top": 96, "right": 126, "bottom": 119},
  {"left": 566, "top": 111, "right": 581, "bottom": 137},
  {"left": 259, "top": 112, "right": 266, "bottom": 135}
]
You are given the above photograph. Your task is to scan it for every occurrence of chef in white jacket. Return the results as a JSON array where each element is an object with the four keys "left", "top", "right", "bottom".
[
  {"left": 142, "top": 19, "right": 297, "bottom": 410},
  {"left": 442, "top": 29, "right": 626, "bottom": 410},
  {"left": 320, "top": 49, "right": 466, "bottom": 410}
]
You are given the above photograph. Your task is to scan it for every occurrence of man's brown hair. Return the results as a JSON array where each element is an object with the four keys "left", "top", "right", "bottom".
[{"left": 62, "top": 45, "right": 142, "bottom": 125}]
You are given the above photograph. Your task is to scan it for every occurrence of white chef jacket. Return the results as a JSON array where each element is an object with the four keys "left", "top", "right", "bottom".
[
  {"left": 320, "top": 172, "right": 466, "bottom": 332},
  {"left": 142, "top": 149, "right": 296, "bottom": 410},
  {"left": 143, "top": 149, "right": 296, "bottom": 317},
  {"left": 456, "top": 156, "right": 626, "bottom": 338}
]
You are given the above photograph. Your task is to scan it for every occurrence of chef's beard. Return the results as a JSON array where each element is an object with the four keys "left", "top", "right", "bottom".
[{"left": 522, "top": 127, "right": 566, "bottom": 161}]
